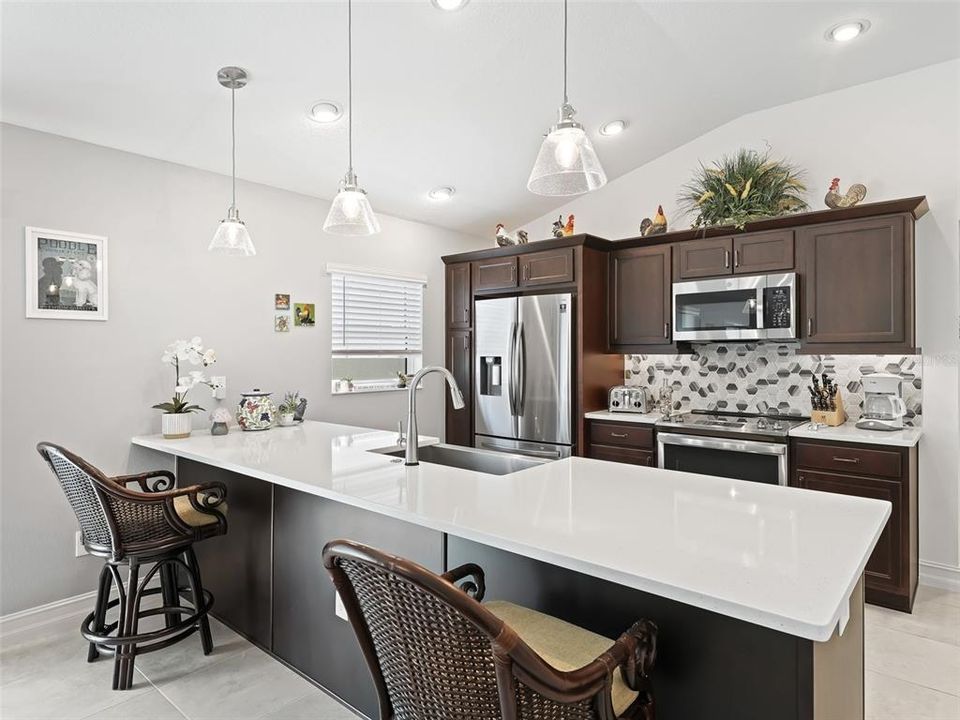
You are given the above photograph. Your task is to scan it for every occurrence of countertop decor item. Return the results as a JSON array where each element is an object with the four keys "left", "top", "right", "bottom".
[
  {"left": 657, "top": 378, "right": 674, "bottom": 419},
  {"left": 824, "top": 177, "right": 867, "bottom": 209},
  {"left": 808, "top": 372, "right": 847, "bottom": 427},
  {"left": 278, "top": 392, "right": 300, "bottom": 426},
  {"left": 679, "top": 148, "right": 808, "bottom": 229},
  {"left": 639, "top": 205, "right": 668, "bottom": 236},
  {"left": 153, "top": 337, "right": 218, "bottom": 439},
  {"left": 25, "top": 227, "right": 108, "bottom": 321},
  {"left": 210, "top": 407, "right": 231, "bottom": 435},
  {"left": 396, "top": 372, "right": 409, "bottom": 388},
  {"left": 237, "top": 389, "right": 276, "bottom": 431},
  {"left": 294, "top": 303, "right": 315, "bottom": 326},
  {"left": 208, "top": 66, "right": 255, "bottom": 256},
  {"left": 494, "top": 224, "right": 528, "bottom": 247},
  {"left": 527, "top": 0, "right": 607, "bottom": 197},
  {"left": 323, "top": 0, "right": 381, "bottom": 236}
]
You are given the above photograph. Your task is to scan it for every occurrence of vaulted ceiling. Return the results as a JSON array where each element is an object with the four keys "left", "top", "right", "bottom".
[{"left": 3, "top": 1, "right": 958, "bottom": 237}]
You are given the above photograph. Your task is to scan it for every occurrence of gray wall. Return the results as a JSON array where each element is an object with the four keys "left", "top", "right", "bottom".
[{"left": 0, "top": 124, "right": 485, "bottom": 614}]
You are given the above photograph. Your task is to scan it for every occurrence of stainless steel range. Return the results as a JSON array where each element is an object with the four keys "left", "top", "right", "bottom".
[{"left": 656, "top": 410, "right": 806, "bottom": 486}]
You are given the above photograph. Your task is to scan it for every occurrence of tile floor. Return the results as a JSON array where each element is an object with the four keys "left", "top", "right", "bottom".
[{"left": 1, "top": 585, "right": 958, "bottom": 719}]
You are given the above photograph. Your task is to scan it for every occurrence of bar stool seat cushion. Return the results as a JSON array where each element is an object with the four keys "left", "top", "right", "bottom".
[
  {"left": 173, "top": 493, "right": 228, "bottom": 527},
  {"left": 485, "top": 600, "right": 638, "bottom": 715}
]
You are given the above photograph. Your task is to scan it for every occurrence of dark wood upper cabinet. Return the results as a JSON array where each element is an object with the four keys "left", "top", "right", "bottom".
[
  {"left": 519, "top": 248, "right": 575, "bottom": 287},
  {"left": 445, "top": 329, "right": 472, "bottom": 446},
  {"left": 445, "top": 262, "right": 471, "bottom": 329},
  {"left": 799, "top": 215, "right": 911, "bottom": 350},
  {"left": 675, "top": 237, "right": 732, "bottom": 279},
  {"left": 733, "top": 230, "right": 794, "bottom": 275},
  {"left": 608, "top": 245, "right": 672, "bottom": 350},
  {"left": 473, "top": 257, "right": 518, "bottom": 291}
]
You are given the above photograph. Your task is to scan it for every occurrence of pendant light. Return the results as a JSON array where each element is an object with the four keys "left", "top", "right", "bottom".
[
  {"left": 209, "top": 66, "right": 256, "bottom": 256},
  {"left": 324, "top": 0, "right": 381, "bottom": 236},
  {"left": 527, "top": 0, "right": 607, "bottom": 197}
]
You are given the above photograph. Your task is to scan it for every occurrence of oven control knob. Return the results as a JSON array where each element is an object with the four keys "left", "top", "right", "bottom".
[
  {"left": 757, "top": 417, "right": 768, "bottom": 429},
  {"left": 772, "top": 421, "right": 783, "bottom": 431}
]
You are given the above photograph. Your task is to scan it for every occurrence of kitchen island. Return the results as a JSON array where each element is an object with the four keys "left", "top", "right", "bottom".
[{"left": 133, "top": 421, "right": 890, "bottom": 720}]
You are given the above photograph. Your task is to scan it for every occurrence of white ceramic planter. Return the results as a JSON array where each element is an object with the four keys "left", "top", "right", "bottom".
[
  {"left": 278, "top": 413, "right": 296, "bottom": 427},
  {"left": 161, "top": 413, "right": 193, "bottom": 439}
]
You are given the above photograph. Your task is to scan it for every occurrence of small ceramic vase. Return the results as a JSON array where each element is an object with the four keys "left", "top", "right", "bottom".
[
  {"left": 237, "top": 389, "right": 277, "bottom": 431},
  {"left": 211, "top": 422, "right": 229, "bottom": 436},
  {"left": 161, "top": 413, "right": 192, "bottom": 439},
  {"left": 278, "top": 413, "right": 296, "bottom": 427}
]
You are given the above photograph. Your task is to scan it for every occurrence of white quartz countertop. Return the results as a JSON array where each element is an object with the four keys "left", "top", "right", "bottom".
[
  {"left": 789, "top": 422, "right": 922, "bottom": 447},
  {"left": 584, "top": 410, "right": 660, "bottom": 425},
  {"left": 132, "top": 421, "right": 890, "bottom": 642}
]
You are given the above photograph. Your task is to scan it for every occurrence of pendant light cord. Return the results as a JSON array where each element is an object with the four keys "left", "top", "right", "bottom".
[
  {"left": 231, "top": 85, "right": 237, "bottom": 211},
  {"left": 562, "top": 0, "right": 568, "bottom": 105},
  {"left": 347, "top": 0, "right": 353, "bottom": 175}
]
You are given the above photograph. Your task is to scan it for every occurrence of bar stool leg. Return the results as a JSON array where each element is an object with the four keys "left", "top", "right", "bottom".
[
  {"left": 183, "top": 548, "right": 213, "bottom": 655},
  {"left": 115, "top": 559, "right": 140, "bottom": 690},
  {"left": 109, "top": 564, "right": 128, "bottom": 691},
  {"left": 87, "top": 564, "right": 111, "bottom": 662},
  {"left": 159, "top": 561, "right": 182, "bottom": 629}
]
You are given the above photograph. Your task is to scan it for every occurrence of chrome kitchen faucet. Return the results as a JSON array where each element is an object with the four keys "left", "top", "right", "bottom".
[{"left": 405, "top": 366, "right": 465, "bottom": 466}]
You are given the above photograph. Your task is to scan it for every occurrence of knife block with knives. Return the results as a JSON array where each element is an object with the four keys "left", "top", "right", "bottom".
[{"left": 809, "top": 372, "right": 847, "bottom": 426}]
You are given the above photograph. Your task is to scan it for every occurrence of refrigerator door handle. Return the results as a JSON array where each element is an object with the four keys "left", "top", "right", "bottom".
[
  {"left": 507, "top": 320, "right": 518, "bottom": 416},
  {"left": 517, "top": 321, "right": 526, "bottom": 415}
]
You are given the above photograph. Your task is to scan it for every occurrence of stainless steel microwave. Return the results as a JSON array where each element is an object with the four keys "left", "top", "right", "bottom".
[{"left": 672, "top": 272, "right": 797, "bottom": 342}]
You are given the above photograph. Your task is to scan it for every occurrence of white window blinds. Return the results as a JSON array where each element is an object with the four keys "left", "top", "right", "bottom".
[{"left": 331, "top": 269, "right": 424, "bottom": 356}]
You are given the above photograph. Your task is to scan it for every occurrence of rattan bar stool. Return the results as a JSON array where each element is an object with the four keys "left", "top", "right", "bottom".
[
  {"left": 37, "top": 442, "right": 228, "bottom": 690},
  {"left": 324, "top": 540, "right": 658, "bottom": 720}
]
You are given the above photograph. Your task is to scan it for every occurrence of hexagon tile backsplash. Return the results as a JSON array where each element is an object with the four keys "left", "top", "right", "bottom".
[{"left": 625, "top": 343, "right": 922, "bottom": 426}]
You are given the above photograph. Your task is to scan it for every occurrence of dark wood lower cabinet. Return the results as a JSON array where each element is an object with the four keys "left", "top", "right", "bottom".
[
  {"left": 272, "top": 488, "right": 444, "bottom": 718},
  {"left": 585, "top": 418, "right": 657, "bottom": 467},
  {"left": 791, "top": 439, "right": 918, "bottom": 612}
]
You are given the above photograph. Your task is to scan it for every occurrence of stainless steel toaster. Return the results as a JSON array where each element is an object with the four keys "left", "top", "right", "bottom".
[{"left": 608, "top": 386, "right": 648, "bottom": 413}]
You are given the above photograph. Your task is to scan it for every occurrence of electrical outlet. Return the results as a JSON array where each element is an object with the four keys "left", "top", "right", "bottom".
[
  {"left": 210, "top": 376, "right": 226, "bottom": 400},
  {"left": 334, "top": 591, "right": 348, "bottom": 621},
  {"left": 74, "top": 530, "right": 88, "bottom": 557}
]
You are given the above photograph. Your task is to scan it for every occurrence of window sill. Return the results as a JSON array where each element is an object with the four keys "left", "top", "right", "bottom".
[{"left": 331, "top": 384, "right": 421, "bottom": 396}]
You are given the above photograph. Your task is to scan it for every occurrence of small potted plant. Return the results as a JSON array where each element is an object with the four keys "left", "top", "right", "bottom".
[
  {"left": 153, "top": 337, "right": 217, "bottom": 439},
  {"left": 278, "top": 392, "right": 300, "bottom": 426}
]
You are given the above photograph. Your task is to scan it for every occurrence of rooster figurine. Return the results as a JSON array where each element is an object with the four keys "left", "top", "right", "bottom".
[
  {"left": 640, "top": 205, "right": 668, "bottom": 236},
  {"left": 551, "top": 216, "right": 564, "bottom": 238},
  {"left": 495, "top": 224, "right": 530, "bottom": 247},
  {"left": 825, "top": 178, "right": 867, "bottom": 209},
  {"left": 562, "top": 214, "right": 575, "bottom": 237}
]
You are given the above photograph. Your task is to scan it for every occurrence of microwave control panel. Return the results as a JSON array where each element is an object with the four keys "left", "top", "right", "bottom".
[{"left": 763, "top": 286, "right": 792, "bottom": 329}]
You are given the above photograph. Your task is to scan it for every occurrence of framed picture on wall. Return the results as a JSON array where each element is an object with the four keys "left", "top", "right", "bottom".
[{"left": 24, "top": 227, "right": 108, "bottom": 321}]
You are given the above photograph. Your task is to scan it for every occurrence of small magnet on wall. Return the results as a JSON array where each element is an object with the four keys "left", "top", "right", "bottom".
[{"left": 210, "top": 376, "right": 226, "bottom": 400}]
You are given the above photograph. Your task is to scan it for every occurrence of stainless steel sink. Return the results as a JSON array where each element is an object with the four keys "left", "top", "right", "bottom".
[{"left": 374, "top": 443, "right": 548, "bottom": 476}]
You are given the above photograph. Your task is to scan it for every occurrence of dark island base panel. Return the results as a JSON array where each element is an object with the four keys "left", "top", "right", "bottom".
[{"left": 182, "top": 459, "right": 863, "bottom": 720}]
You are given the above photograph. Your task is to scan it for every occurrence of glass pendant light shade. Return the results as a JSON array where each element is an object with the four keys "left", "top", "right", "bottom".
[
  {"left": 209, "top": 206, "right": 256, "bottom": 255},
  {"left": 323, "top": 171, "right": 381, "bottom": 236},
  {"left": 528, "top": 104, "right": 607, "bottom": 196}
]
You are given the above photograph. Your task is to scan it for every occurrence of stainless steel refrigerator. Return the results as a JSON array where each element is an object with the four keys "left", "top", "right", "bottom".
[{"left": 474, "top": 293, "right": 573, "bottom": 459}]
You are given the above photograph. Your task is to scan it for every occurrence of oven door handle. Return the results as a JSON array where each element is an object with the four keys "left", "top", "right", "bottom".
[{"left": 656, "top": 432, "right": 787, "bottom": 456}]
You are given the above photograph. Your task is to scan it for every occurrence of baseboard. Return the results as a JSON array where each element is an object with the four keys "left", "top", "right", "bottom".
[
  {"left": 919, "top": 560, "right": 960, "bottom": 592},
  {"left": 0, "top": 589, "right": 97, "bottom": 638}
]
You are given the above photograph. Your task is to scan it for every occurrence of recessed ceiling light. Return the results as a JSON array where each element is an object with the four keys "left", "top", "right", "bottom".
[
  {"left": 431, "top": 0, "right": 469, "bottom": 10},
  {"left": 308, "top": 101, "right": 343, "bottom": 124},
  {"left": 599, "top": 120, "right": 626, "bottom": 137},
  {"left": 428, "top": 186, "right": 456, "bottom": 201},
  {"left": 826, "top": 20, "right": 870, "bottom": 43}
]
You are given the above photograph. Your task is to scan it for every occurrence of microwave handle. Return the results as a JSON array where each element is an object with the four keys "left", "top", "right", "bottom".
[{"left": 755, "top": 285, "right": 765, "bottom": 330}]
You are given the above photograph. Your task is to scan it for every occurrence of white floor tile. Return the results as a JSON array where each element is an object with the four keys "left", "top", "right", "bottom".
[
  {"left": 78, "top": 688, "right": 187, "bottom": 720},
  {"left": 148, "top": 644, "right": 317, "bottom": 720},
  {"left": 257, "top": 689, "right": 359, "bottom": 720},
  {"left": 132, "top": 618, "right": 251, "bottom": 686},
  {"left": 916, "top": 585, "right": 960, "bottom": 610},
  {"left": 866, "top": 671, "right": 960, "bottom": 720},
  {"left": 866, "top": 624, "right": 960, "bottom": 696},
  {"left": 867, "top": 595, "right": 960, "bottom": 646}
]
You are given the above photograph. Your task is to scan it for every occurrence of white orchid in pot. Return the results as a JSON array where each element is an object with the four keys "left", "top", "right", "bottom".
[{"left": 154, "top": 337, "right": 218, "bottom": 438}]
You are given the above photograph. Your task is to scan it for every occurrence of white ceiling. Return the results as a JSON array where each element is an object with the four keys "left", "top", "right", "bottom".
[{"left": 3, "top": 1, "right": 958, "bottom": 238}]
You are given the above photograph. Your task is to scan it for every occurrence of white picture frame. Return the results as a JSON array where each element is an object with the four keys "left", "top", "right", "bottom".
[{"left": 25, "top": 227, "right": 108, "bottom": 321}]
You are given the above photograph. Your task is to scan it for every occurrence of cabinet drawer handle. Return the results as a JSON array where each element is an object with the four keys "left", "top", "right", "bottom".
[
  {"left": 833, "top": 456, "right": 861, "bottom": 464},
  {"left": 734, "top": 249, "right": 740, "bottom": 267},
  {"left": 724, "top": 250, "right": 730, "bottom": 268},
  {"left": 522, "top": 265, "right": 529, "bottom": 281},
  {"left": 807, "top": 317, "right": 813, "bottom": 336},
  {"left": 610, "top": 432, "right": 629, "bottom": 438}
]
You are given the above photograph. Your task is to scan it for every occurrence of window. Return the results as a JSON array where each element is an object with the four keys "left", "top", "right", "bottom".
[{"left": 329, "top": 265, "right": 425, "bottom": 394}]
